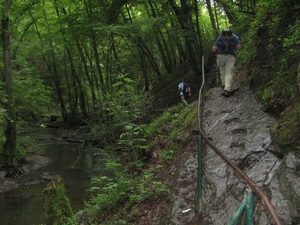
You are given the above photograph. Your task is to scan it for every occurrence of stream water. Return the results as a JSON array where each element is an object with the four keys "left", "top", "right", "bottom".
[{"left": 0, "top": 137, "right": 97, "bottom": 225}]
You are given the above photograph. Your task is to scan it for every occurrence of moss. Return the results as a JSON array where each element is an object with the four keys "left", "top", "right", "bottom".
[
  {"left": 43, "top": 175, "right": 74, "bottom": 225},
  {"left": 271, "top": 101, "right": 300, "bottom": 152}
]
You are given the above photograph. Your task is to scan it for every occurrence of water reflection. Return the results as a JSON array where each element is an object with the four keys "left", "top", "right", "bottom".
[{"left": 0, "top": 143, "right": 94, "bottom": 225}]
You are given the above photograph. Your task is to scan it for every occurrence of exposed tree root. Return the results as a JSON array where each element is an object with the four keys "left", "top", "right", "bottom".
[{"left": 4, "top": 167, "right": 25, "bottom": 179}]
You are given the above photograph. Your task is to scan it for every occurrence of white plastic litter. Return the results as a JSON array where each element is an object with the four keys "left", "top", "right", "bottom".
[{"left": 182, "top": 208, "right": 191, "bottom": 213}]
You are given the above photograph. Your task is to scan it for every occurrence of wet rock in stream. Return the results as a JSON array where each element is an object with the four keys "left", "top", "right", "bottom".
[{"left": 0, "top": 154, "right": 51, "bottom": 193}]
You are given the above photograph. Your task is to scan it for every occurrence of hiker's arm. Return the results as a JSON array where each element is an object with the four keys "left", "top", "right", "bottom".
[
  {"left": 234, "top": 36, "right": 242, "bottom": 50},
  {"left": 212, "top": 36, "right": 220, "bottom": 52},
  {"left": 188, "top": 87, "right": 191, "bottom": 96}
]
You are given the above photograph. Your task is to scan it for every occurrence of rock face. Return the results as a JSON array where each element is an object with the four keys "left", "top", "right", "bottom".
[
  {"left": 151, "top": 86, "right": 300, "bottom": 225},
  {"left": 201, "top": 86, "right": 299, "bottom": 225}
]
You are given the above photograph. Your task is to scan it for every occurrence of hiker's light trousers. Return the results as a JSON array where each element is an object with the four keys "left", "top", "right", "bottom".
[
  {"left": 180, "top": 95, "right": 189, "bottom": 106},
  {"left": 217, "top": 54, "right": 236, "bottom": 91}
]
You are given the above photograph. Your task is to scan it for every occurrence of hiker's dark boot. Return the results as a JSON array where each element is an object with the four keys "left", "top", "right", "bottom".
[{"left": 222, "top": 90, "right": 231, "bottom": 97}]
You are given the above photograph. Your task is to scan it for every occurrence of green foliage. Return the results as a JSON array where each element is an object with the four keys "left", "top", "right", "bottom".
[
  {"left": 141, "top": 104, "right": 195, "bottom": 162},
  {"left": 72, "top": 100, "right": 197, "bottom": 224},
  {"left": 107, "top": 74, "right": 154, "bottom": 127},
  {"left": 57, "top": 216, "right": 77, "bottom": 225},
  {"left": 81, "top": 73, "right": 155, "bottom": 164},
  {"left": 160, "top": 146, "right": 178, "bottom": 162},
  {"left": 14, "top": 71, "right": 52, "bottom": 120},
  {"left": 15, "top": 135, "right": 31, "bottom": 159},
  {"left": 283, "top": 20, "right": 300, "bottom": 48},
  {"left": 185, "top": 106, "right": 198, "bottom": 125},
  {"left": 261, "top": 85, "right": 273, "bottom": 104},
  {"left": 81, "top": 160, "right": 168, "bottom": 224},
  {"left": 84, "top": 161, "right": 132, "bottom": 218},
  {"left": 118, "top": 122, "right": 146, "bottom": 160},
  {"left": 235, "top": 0, "right": 300, "bottom": 154},
  {"left": 256, "top": 56, "right": 297, "bottom": 115},
  {"left": 87, "top": 176, "right": 132, "bottom": 213},
  {"left": 127, "top": 170, "right": 169, "bottom": 207},
  {"left": 97, "top": 74, "right": 154, "bottom": 162},
  {"left": 142, "top": 105, "right": 180, "bottom": 136},
  {"left": 101, "top": 216, "right": 128, "bottom": 225},
  {"left": 270, "top": 101, "right": 300, "bottom": 151}
]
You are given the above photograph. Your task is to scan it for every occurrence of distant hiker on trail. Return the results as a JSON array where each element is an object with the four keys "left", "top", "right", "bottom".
[
  {"left": 212, "top": 28, "right": 242, "bottom": 97},
  {"left": 178, "top": 81, "right": 191, "bottom": 106}
]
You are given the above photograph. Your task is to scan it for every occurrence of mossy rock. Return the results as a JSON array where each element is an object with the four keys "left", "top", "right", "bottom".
[{"left": 43, "top": 175, "right": 73, "bottom": 225}]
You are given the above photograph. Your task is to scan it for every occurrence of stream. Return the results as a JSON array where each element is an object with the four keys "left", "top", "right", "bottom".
[{"left": 0, "top": 127, "right": 99, "bottom": 225}]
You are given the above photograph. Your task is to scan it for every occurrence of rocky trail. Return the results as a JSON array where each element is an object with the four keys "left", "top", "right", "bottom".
[{"left": 147, "top": 85, "right": 300, "bottom": 225}]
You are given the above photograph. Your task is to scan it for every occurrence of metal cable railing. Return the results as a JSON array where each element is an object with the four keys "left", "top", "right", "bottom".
[{"left": 196, "top": 56, "right": 283, "bottom": 225}]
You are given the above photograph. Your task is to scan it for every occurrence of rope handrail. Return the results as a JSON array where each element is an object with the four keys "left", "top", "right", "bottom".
[{"left": 197, "top": 56, "right": 283, "bottom": 225}]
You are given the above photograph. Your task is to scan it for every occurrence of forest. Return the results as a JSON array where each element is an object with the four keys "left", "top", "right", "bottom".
[{"left": 0, "top": 0, "right": 299, "bottom": 224}]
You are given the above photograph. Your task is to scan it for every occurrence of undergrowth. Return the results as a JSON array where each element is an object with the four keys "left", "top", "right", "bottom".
[
  {"left": 236, "top": 0, "right": 300, "bottom": 154},
  {"left": 65, "top": 103, "right": 197, "bottom": 224}
]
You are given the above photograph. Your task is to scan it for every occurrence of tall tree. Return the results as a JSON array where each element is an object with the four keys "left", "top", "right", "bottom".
[
  {"left": 168, "top": 0, "right": 202, "bottom": 76},
  {"left": 2, "top": 0, "right": 17, "bottom": 169},
  {"left": 206, "top": 0, "right": 218, "bottom": 37},
  {"left": 215, "top": 0, "right": 237, "bottom": 24}
]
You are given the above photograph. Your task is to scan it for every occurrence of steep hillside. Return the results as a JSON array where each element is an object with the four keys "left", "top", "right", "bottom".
[
  {"left": 132, "top": 84, "right": 299, "bottom": 225},
  {"left": 236, "top": 0, "right": 300, "bottom": 153}
]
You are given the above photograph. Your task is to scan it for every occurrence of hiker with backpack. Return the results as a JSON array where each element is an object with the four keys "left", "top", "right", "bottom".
[
  {"left": 212, "top": 28, "right": 242, "bottom": 97},
  {"left": 178, "top": 81, "right": 191, "bottom": 106}
]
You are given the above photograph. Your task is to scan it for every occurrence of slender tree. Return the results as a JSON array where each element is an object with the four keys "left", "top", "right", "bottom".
[
  {"left": 168, "top": 0, "right": 201, "bottom": 76},
  {"left": 2, "top": 0, "right": 17, "bottom": 169},
  {"left": 215, "top": 0, "right": 237, "bottom": 24},
  {"left": 213, "top": 0, "right": 220, "bottom": 32},
  {"left": 206, "top": 0, "right": 218, "bottom": 37}
]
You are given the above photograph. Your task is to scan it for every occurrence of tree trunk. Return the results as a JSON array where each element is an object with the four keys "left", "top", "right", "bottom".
[
  {"left": 29, "top": 8, "right": 68, "bottom": 121},
  {"left": 168, "top": 0, "right": 201, "bottom": 76},
  {"left": 213, "top": 0, "right": 220, "bottom": 33},
  {"left": 147, "top": 0, "right": 174, "bottom": 73},
  {"left": 2, "top": 0, "right": 17, "bottom": 168},
  {"left": 194, "top": 0, "right": 203, "bottom": 57},
  {"left": 65, "top": 46, "right": 79, "bottom": 118},
  {"left": 206, "top": 0, "right": 219, "bottom": 38},
  {"left": 60, "top": 7, "right": 88, "bottom": 118},
  {"left": 74, "top": 42, "right": 90, "bottom": 118},
  {"left": 215, "top": 0, "right": 237, "bottom": 24}
]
